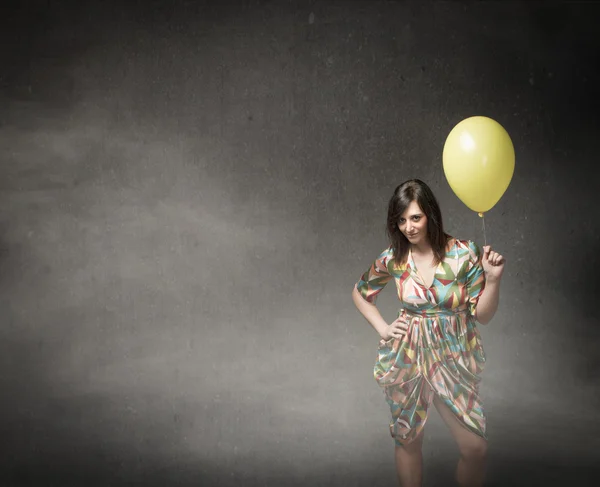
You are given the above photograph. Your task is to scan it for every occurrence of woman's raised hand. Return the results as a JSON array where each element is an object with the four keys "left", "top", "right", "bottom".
[{"left": 482, "top": 245, "right": 505, "bottom": 282}]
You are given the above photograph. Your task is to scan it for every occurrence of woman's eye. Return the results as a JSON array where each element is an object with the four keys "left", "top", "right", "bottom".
[{"left": 412, "top": 216, "right": 420, "bottom": 221}]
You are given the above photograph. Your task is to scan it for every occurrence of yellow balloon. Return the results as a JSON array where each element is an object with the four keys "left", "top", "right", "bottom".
[{"left": 443, "top": 116, "right": 515, "bottom": 214}]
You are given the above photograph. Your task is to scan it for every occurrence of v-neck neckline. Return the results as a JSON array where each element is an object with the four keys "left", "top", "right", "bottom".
[
  {"left": 409, "top": 248, "right": 439, "bottom": 289},
  {"left": 408, "top": 238, "right": 456, "bottom": 290}
]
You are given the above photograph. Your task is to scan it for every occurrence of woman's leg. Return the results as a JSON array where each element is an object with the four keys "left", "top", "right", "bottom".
[
  {"left": 394, "top": 428, "right": 425, "bottom": 487},
  {"left": 433, "top": 395, "right": 487, "bottom": 487}
]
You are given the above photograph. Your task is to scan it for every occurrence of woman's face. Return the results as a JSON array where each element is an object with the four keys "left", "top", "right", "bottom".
[{"left": 398, "top": 200, "right": 428, "bottom": 245}]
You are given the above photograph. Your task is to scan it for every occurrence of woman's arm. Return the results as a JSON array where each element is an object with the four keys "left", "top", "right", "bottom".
[
  {"left": 474, "top": 245, "right": 505, "bottom": 325},
  {"left": 474, "top": 278, "right": 501, "bottom": 325},
  {"left": 353, "top": 249, "right": 408, "bottom": 340},
  {"left": 352, "top": 285, "right": 389, "bottom": 338}
]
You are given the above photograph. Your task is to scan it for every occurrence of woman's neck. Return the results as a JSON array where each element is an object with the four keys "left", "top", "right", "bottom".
[{"left": 410, "top": 242, "right": 433, "bottom": 255}]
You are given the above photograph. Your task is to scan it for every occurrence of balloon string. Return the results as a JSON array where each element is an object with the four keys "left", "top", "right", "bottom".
[{"left": 482, "top": 214, "right": 487, "bottom": 247}]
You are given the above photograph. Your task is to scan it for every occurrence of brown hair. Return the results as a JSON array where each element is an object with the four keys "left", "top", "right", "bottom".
[{"left": 386, "top": 179, "right": 451, "bottom": 265}]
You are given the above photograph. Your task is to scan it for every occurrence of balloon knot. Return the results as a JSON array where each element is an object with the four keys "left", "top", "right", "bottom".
[{"left": 478, "top": 212, "right": 484, "bottom": 218}]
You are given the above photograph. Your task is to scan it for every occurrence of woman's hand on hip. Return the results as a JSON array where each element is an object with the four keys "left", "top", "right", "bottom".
[{"left": 381, "top": 317, "right": 409, "bottom": 340}]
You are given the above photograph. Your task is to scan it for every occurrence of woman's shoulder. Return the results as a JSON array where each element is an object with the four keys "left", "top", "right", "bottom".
[
  {"left": 456, "top": 239, "right": 483, "bottom": 264},
  {"left": 371, "top": 246, "right": 394, "bottom": 267},
  {"left": 379, "top": 246, "right": 409, "bottom": 272},
  {"left": 451, "top": 237, "right": 482, "bottom": 259}
]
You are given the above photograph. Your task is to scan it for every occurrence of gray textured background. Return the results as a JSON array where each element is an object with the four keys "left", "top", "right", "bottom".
[{"left": 1, "top": 1, "right": 599, "bottom": 486}]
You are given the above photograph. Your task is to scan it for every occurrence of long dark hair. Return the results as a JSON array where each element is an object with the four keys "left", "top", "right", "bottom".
[{"left": 386, "top": 179, "right": 451, "bottom": 266}]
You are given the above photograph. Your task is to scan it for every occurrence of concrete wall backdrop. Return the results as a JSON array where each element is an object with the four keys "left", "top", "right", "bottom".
[{"left": 1, "top": 1, "right": 598, "bottom": 486}]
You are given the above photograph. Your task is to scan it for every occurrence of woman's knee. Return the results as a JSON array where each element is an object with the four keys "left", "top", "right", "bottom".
[
  {"left": 395, "top": 430, "right": 425, "bottom": 455},
  {"left": 458, "top": 437, "right": 487, "bottom": 461}
]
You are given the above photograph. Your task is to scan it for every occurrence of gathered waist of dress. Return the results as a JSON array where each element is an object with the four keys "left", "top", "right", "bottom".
[{"left": 398, "top": 306, "right": 470, "bottom": 320}]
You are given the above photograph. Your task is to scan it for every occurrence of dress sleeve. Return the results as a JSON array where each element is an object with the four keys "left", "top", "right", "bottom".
[
  {"left": 356, "top": 248, "right": 394, "bottom": 304},
  {"left": 465, "top": 240, "right": 486, "bottom": 317}
]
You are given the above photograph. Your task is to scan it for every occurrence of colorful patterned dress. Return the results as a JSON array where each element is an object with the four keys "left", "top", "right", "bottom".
[{"left": 356, "top": 238, "right": 487, "bottom": 446}]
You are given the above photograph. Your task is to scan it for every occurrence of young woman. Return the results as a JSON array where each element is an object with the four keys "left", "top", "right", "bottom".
[{"left": 352, "top": 179, "right": 505, "bottom": 487}]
